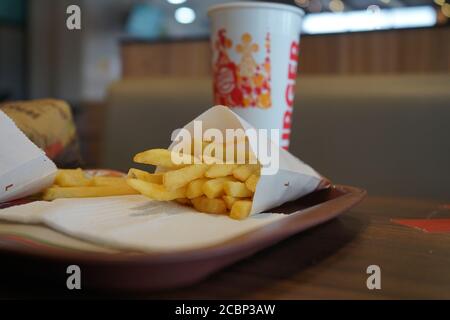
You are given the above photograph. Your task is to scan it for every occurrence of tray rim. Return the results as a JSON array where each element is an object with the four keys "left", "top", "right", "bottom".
[{"left": 0, "top": 184, "right": 366, "bottom": 264}]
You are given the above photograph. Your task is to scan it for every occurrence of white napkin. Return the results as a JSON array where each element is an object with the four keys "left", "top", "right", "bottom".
[
  {"left": 0, "top": 195, "right": 286, "bottom": 252},
  {"left": 0, "top": 111, "right": 57, "bottom": 202}
]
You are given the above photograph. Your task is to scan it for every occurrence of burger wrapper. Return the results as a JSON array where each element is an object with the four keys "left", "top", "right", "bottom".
[
  {"left": 166, "top": 105, "right": 328, "bottom": 214},
  {"left": 0, "top": 99, "right": 83, "bottom": 168}
]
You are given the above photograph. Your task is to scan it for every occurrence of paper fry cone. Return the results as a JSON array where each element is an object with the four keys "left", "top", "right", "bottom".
[{"left": 166, "top": 105, "right": 329, "bottom": 215}]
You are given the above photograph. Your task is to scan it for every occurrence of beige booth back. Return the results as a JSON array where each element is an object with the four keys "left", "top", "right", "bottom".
[{"left": 104, "top": 75, "right": 450, "bottom": 200}]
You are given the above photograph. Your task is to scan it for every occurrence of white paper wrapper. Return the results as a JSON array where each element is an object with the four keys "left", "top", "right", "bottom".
[
  {"left": 0, "top": 111, "right": 57, "bottom": 203},
  {"left": 167, "top": 105, "right": 326, "bottom": 214}
]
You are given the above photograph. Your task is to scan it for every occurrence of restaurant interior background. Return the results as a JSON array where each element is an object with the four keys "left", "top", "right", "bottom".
[{"left": 0, "top": 0, "right": 449, "bottom": 201}]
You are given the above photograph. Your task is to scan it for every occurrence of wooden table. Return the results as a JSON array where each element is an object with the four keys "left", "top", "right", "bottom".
[{"left": 1, "top": 196, "right": 449, "bottom": 299}]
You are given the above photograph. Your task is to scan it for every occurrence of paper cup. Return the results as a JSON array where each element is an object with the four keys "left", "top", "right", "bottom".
[{"left": 208, "top": 2, "right": 304, "bottom": 150}]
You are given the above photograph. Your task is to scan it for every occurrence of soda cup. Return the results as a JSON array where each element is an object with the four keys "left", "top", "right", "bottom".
[{"left": 208, "top": 2, "right": 304, "bottom": 149}]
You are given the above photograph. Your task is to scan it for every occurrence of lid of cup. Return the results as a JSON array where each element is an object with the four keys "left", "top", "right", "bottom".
[{"left": 208, "top": 1, "right": 305, "bottom": 17}]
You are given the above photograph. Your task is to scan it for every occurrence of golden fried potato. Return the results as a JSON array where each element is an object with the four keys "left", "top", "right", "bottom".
[
  {"left": 42, "top": 185, "right": 138, "bottom": 201},
  {"left": 54, "top": 169, "right": 92, "bottom": 187},
  {"left": 230, "top": 200, "right": 253, "bottom": 220},
  {"left": 133, "top": 149, "right": 194, "bottom": 169},
  {"left": 223, "top": 181, "right": 253, "bottom": 198},
  {"left": 163, "top": 164, "right": 209, "bottom": 191},
  {"left": 222, "top": 195, "right": 237, "bottom": 210},
  {"left": 186, "top": 178, "right": 208, "bottom": 199},
  {"left": 127, "top": 178, "right": 186, "bottom": 201},
  {"left": 202, "top": 176, "right": 235, "bottom": 199},
  {"left": 245, "top": 174, "right": 260, "bottom": 193},
  {"left": 232, "top": 164, "right": 260, "bottom": 182},
  {"left": 127, "top": 168, "right": 163, "bottom": 184},
  {"left": 191, "top": 196, "right": 227, "bottom": 215},
  {"left": 92, "top": 176, "right": 128, "bottom": 187},
  {"left": 203, "top": 138, "right": 256, "bottom": 164},
  {"left": 175, "top": 198, "right": 191, "bottom": 206},
  {"left": 205, "top": 164, "right": 238, "bottom": 178}
]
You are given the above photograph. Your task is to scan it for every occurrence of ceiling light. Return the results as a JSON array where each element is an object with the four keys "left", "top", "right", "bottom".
[
  {"left": 175, "top": 7, "right": 196, "bottom": 24},
  {"left": 329, "top": 0, "right": 345, "bottom": 13},
  {"left": 167, "top": 0, "right": 187, "bottom": 4}
]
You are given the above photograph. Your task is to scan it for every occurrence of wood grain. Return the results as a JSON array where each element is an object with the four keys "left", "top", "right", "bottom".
[
  {"left": 121, "top": 27, "right": 450, "bottom": 77},
  {"left": 1, "top": 196, "right": 449, "bottom": 298}
]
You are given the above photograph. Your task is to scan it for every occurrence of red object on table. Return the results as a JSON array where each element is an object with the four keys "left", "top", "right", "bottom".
[{"left": 392, "top": 218, "right": 450, "bottom": 233}]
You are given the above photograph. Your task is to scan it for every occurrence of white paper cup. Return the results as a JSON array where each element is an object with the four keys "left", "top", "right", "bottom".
[{"left": 208, "top": 2, "right": 304, "bottom": 149}]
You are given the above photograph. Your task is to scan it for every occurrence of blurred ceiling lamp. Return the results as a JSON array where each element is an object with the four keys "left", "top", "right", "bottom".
[
  {"left": 442, "top": 3, "right": 450, "bottom": 18},
  {"left": 175, "top": 7, "right": 196, "bottom": 24},
  {"left": 167, "top": 0, "right": 187, "bottom": 4},
  {"left": 302, "top": 6, "right": 437, "bottom": 34},
  {"left": 380, "top": 0, "right": 391, "bottom": 4},
  {"left": 433, "top": 0, "right": 445, "bottom": 6},
  {"left": 329, "top": 0, "right": 345, "bottom": 13}
]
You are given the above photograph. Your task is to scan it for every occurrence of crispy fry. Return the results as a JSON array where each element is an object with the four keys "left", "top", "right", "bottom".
[
  {"left": 163, "top": 164, "right": 209, "bottom": 191},
  {"left": 186, "top": 178, "right": 208, "bottom": 199},
  {"left": 203, "top": 139, "right": 255, "bottom": 164},
  {"left": 128, "top": 145, "right": 259, "bottom": 219},
  {"left": 205, "top": 164, "right": 238, "bottom": 178},
  {"left": 92, "top": 176, "right": 128, "bottom": 187},
  {"left": 245, "top": 174, "right": 260, "bottom": 193},
  {"left": 42, "top": 185, "right": 138, "bottom": 200},
  {"left": 127, "top": 168, "right": 163, "bottom": 184},
  {"left": 54, "top": 168, "right": 92, "bottom": 187},
  {"left": 191, "top": 196, "right": 227, "bottom": 215},
  {"left": 222, "top": 195, "right": 237, "bottom": 210},
  {"left": 127, "top": 178, "right": 186, "bottom": 201},
  {"left": 230, "top": 200, "right": 253, "bottom": 220},
  {"left": 223, "top": 181, "right": 253, "bottom": 198},
  {"left": 133, "top": 149, "right": 194, "bottom": 169},
  {"left": 202, "top": 176, "right": 235, "bottom": 199},
  {"left": 175, "top": 198, "right": 191, "bottom": 206},
  {"left": 232, "top": 164, "right": 260, "bottom": 182}
]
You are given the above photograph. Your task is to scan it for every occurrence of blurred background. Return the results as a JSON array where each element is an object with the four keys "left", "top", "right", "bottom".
[{"left": 0, "top": 0, "right": 449, "bottom": 200}]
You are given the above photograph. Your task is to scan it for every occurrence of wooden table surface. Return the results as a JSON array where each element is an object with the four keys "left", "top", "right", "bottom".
[{"left": 1, "top": 196, "right": 449, "bottom": 299}]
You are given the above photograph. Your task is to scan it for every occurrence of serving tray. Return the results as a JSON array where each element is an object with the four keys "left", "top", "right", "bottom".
[{"left": 0, "top": 184, "right": 366, "bottom": 291}]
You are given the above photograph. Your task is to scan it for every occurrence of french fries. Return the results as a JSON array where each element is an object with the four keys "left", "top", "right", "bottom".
[
  {"left": 127, "top": 178, "right": 186, "bottom": 201},
  {"left": 128, "top": 168, "right": 163, "bottom": 184},
  {"left": 133, "top": 149, "right": 194, "bottom": 169},
  {"left": 92, "top": 176, "right": 129, "bottom": 187},
  {"left": 232, "top": 164, "right": 259, "bottom": 182},
  {"left": 186, "top": 178, "right": 208, "bottom": 199},
  {"left": 230, "top": 200, "right": 253, "bottom": 220},
  {"left": 223, "top": 195, "right": 237, "bottom": 210},
  {"left": 163, "top": 164, "right": 209, "bottom": 191},
  {"left": 54, "top": 168, "right": 92, "bottom": 187},
  {"left": 202, "top": 176, "right": 234, "bottom": 199},
  {"left": 127, "top": 142, "right": 261, "bottom": 219},
  {"left": 42, "top": 184, "right": 138, "bottom": 200},
  {"left": 191, "top": 196, "right": 227, "bottom": 215},
  {"left": 245, "top": 174, "right": 259, "bottom": 193},
  {"left": 205, "top": 164, "right": 238, "bottom": 178},
  {"left": 42, "top": 169, "right": 139, "bottom": 200},
  {"left": 42, "top": 139, "right": 263, "bottom": 221},
  {"left": 224, "top": 181, "right": 253, "bottom": 198}
]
